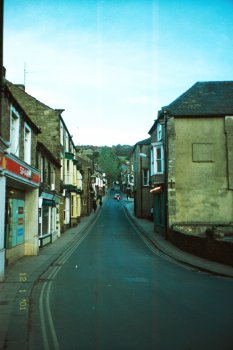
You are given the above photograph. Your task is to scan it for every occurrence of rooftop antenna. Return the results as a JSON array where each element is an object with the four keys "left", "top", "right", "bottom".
[
  {"left": 24, "top": 62, "right": 28, "bottom": 87},
  {"left": 23, "top": 62, "right": 35, "bottom": 88}
]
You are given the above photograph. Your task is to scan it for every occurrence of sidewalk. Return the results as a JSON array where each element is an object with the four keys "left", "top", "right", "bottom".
[
  {"left": 0, "top": 209, "right": 100, "bottom": 350},
  {"left": 123, "top": 197, "right": 233, "bottom": 279}
]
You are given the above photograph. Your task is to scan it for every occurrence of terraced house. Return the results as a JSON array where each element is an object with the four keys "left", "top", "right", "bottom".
[
  {"left": 6, "top": 82, "right": 83, "bottom": 234},
  {"left": 0, "top": 75, "right": 40, "bottom": 280}
]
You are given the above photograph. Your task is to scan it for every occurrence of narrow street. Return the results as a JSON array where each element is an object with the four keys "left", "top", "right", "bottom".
[{"left": 29, "top": 192, "right": 233, "bottom": 350}]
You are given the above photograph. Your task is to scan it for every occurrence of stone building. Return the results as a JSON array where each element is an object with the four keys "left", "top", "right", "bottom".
[
  {"left": 148, "top": 120, "right": 166, "bottom": 233},
  {"left": 76, "top": 153, "right": 94, "bottom": 216},
  {"left": 156, "top": 81, "right": 233, "bottom": 238},
  {"left": 132, "top": 137, "right": 152, "bottom": 218},
  {"left": 5, "top": 81, "right": 81, "bottom": 234},
  {"left": 36, "top": 141, "right": 62, "bottom": 246},
  {"left": 0, "top": 76, "right": 40, "bottom": 279}
]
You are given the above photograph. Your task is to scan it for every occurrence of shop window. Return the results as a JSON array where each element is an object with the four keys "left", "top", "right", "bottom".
[
  {"left": 42, "top": 206, "right": 49, "bottom": 235},
  {"left": 5, "top": 198, "right": 25, "bottom": 248}
]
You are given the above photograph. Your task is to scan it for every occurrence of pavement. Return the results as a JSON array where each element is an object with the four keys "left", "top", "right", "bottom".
[{"left": 0, "top": 195, "right": 233, "bottom": 349}]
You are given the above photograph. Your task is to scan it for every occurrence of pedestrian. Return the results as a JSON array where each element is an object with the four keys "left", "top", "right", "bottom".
[
  {"left": 99, "top": 198, "right": 103, "bottom": 208},
  {"left": 93, "top": 198, "right": 97, "bottom": 212}
]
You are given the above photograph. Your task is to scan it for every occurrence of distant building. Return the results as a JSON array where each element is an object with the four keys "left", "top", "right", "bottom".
[{"left": 132, "top": 137, "right": 152, "bottom": 218}]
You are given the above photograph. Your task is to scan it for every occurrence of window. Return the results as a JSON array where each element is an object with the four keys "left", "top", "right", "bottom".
[
  {"left": 10, "top": 107, "right": 20, "bottom": 156},
  {"left": 51, "top": 167, "right": 56, "bottom": 189},
  {"left": 40, "top": 156, "right": 45, "bottom": 183},
  {"left": 156, "top": 147, "right": 163, "bottom": 173},
  {"left": 60, "top": 122, "right": 64, "bottom": 145},
  {"left": 143, "top": 169, "right": 149, "bottom": 186},
  {"left": 48, "top": 162, "right": 51, "bottom": 186},
  {"left": 24, "top": 123, "right": 31, "bottom": 164},
  {"left": 65, "top": 132, "right": 69, "bottom": 152},
  {"left": 71, "top": 195, "right": 76, "bottom": 217},
  {"left": 60, "top": 154, "right": 64, "bottom": 180},
  {"left": 157, "top": 123, "right": 162, "bottom": 141},
  {"left": 151, "top": 143, "right": 164, "bottom": 174}
]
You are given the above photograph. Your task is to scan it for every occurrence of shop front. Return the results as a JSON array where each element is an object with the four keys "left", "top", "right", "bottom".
[
  {"left": 38, "top": 191, "right": 61, "bottom": 247},
  {"left": 2, "top": 153, "right": 40, "bottom": 267}
]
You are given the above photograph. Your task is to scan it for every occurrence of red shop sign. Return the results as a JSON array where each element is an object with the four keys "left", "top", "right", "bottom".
[{"left": 5, "top": 156, "right": 40, "bottom": 184}]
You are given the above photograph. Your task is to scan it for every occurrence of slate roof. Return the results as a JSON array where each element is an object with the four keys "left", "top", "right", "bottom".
[
  {"left": 132, "top": 137, "right": 151, "bottom": 152},
  {"left": 5, "top": 80, "right": 59, "bottom": 118},
  {"left": 134, "top": 137, "right": 151, "bottom": 146},
  {"left": 5, "top": 80, "right": 76, "bottom": 149},
  {"left": 160, "top": 81, "right": 233, "bottom": 117}
]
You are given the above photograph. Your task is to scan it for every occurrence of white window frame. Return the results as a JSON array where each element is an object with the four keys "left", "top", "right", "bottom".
[
  {"left": 65, "top": 132, "right": 69, "bottom": 152},
  {"left": 24, "top": 123, "right": 31, "bottom": 164},
  {"left": 157, "top": 123, "right": 162, "bottom": 141},
  {"left": 142, "top": 169, "right": 149, "bottom": 186},
  {"left": 10, "top": 106, "right": 20, "bottom": 156},
  {"left": 60, "top": 122, "right": 64, "bottom": 145},
  {"left": 151, "top": 142, "right": 164, "bottom": 175}
]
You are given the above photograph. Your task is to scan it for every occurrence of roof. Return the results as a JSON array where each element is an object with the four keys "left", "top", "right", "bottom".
[
  {"left": 5, "top": 80, "right": 77, "bottom": 149},
  {"left": 160, "top": 81, "right": 233, "bottom": 117},
  {"left": 148, "top": 119, "right": 159, "bottom": 135},
  {"left": 6, "top": 80, "right": 57, "bottom": 116},
  {"left": 132, "top": 137, "right": 151, "bottom": 152},
  {"left": 37, "top": 141, "right": 61, "bottom": 168},
  {"left": 4, "top": 81, "right": 41, "bottom": 133}
]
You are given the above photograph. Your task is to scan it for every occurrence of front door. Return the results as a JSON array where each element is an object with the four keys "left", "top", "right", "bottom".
[{"left": 154, "top": 192, "right": 165, "bottom": 232}]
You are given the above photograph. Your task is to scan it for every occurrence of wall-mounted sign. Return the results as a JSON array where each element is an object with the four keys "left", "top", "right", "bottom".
[{"left": 3, "top": 155, "right": 40, "bottom": 185}]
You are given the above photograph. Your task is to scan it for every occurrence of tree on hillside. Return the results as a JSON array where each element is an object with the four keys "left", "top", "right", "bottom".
[
  {"left": 112, "top": 144, "right": 133, "bottom": 158},
  {"left": 97, "top": 147, "right": 121, "bottom": 185}
]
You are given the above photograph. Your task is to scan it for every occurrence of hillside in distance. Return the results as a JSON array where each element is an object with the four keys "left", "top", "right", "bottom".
[{"left": 77, "top": 144, "right": 133, "bottom": 184}]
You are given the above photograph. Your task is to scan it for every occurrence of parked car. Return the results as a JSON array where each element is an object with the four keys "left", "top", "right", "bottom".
[{"left": 114, "top": 193, "right": 121, "bottom": 200}]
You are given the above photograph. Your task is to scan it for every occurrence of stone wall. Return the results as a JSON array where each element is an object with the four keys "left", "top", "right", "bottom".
[{"left": 169, "top": 227, "right": 233, "bottom": 267}]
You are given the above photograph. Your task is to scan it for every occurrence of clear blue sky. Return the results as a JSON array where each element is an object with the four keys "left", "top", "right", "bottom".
[{"left": 4, "top": 0, "right": 233, "bottom": 146}]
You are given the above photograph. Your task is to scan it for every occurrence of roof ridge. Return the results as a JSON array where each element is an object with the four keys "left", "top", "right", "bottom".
[{"left": 6, "top": 79, "right": 59, "bottom": 112}]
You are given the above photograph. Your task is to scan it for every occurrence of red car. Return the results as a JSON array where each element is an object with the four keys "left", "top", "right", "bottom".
[{"left": 114, "top": 193, "right": 121, "bottom": 200}]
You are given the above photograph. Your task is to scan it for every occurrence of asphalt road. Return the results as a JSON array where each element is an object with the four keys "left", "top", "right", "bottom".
[{"left": 29, "top": 193, "right": 233, "bottom": 350}]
